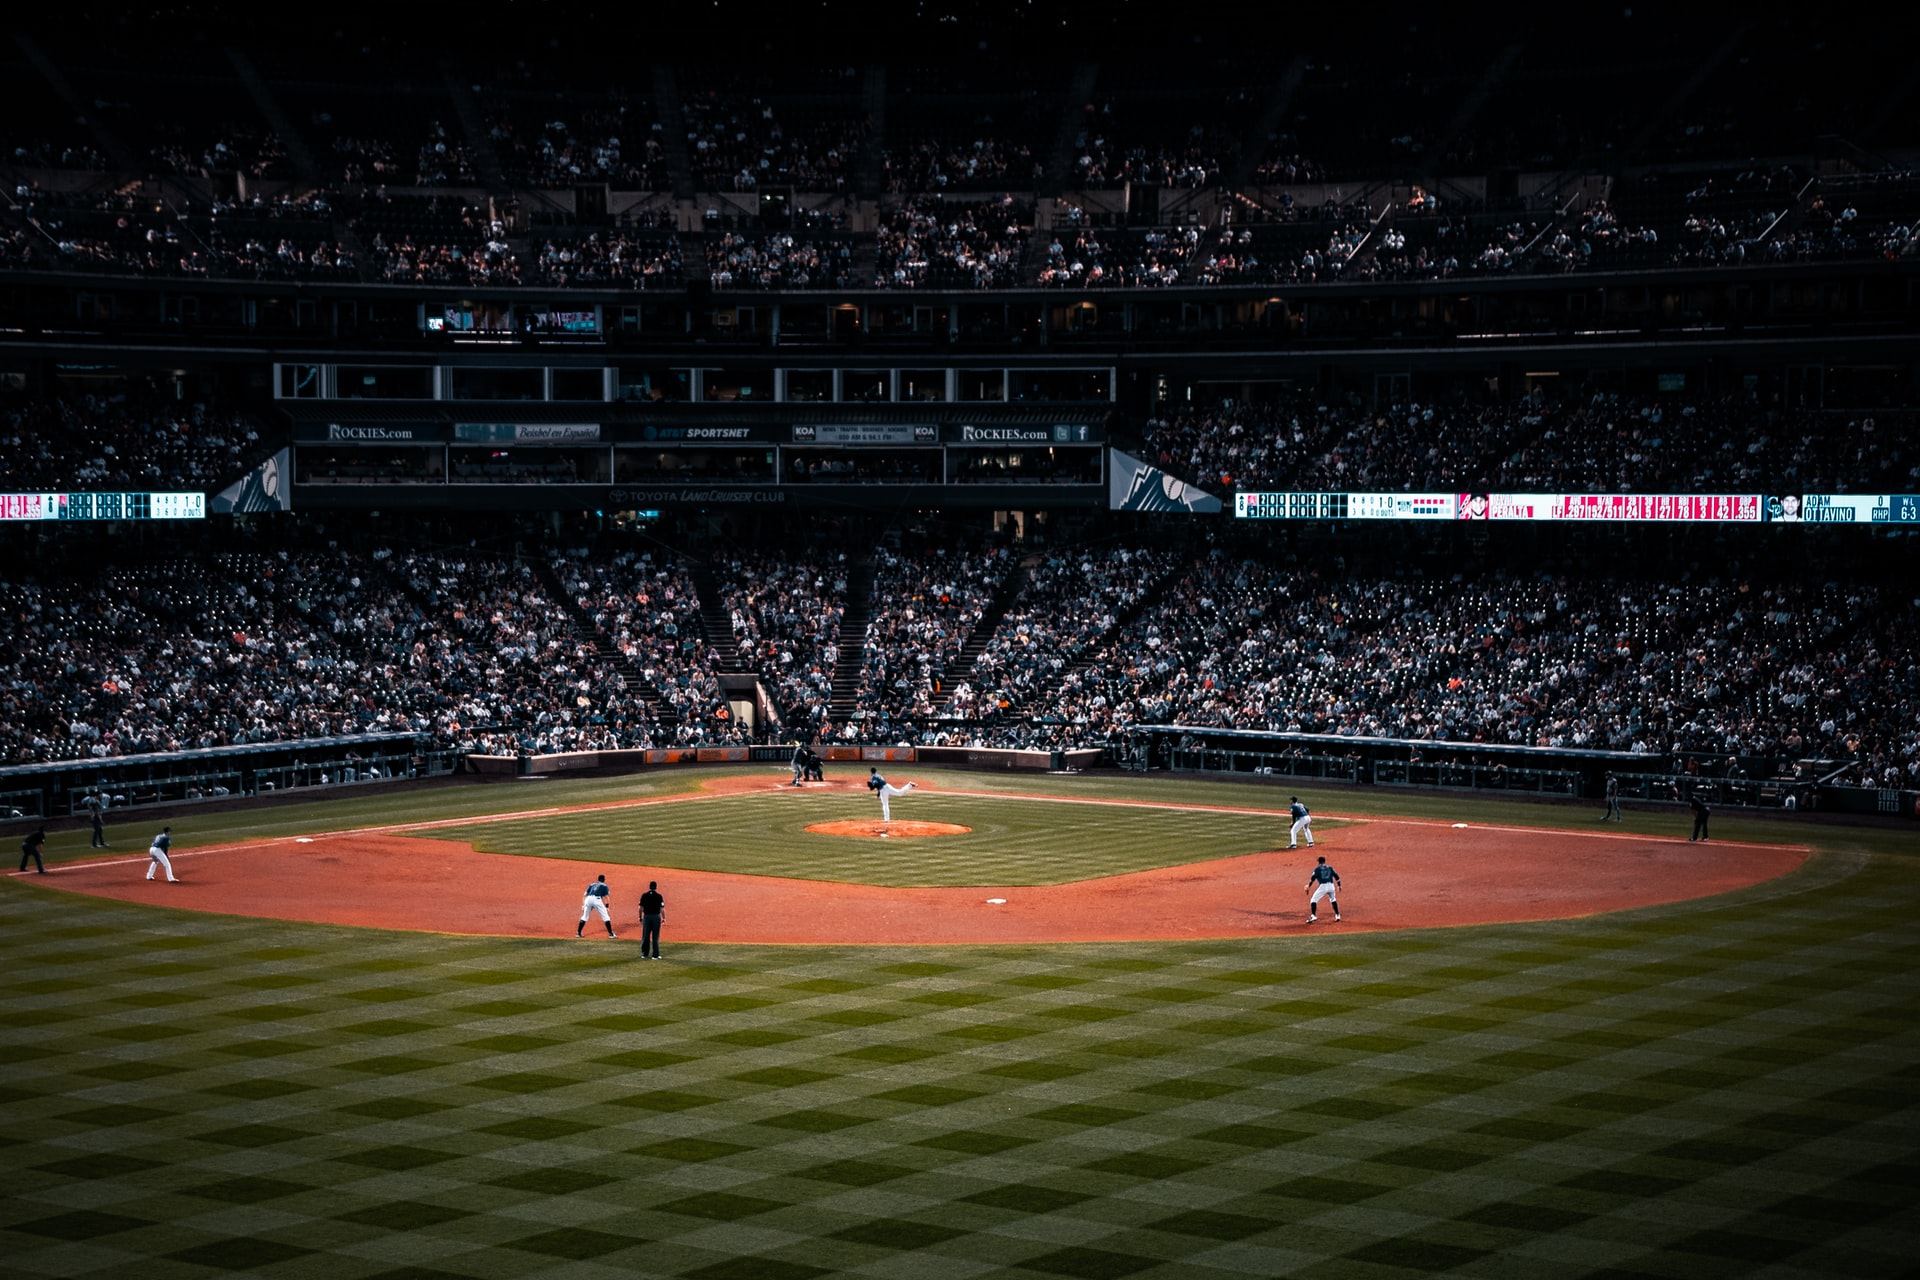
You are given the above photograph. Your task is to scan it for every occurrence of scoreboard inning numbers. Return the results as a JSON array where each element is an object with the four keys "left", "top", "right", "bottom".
[
  {"left": 0, "top": 492, "right": 207, "bottom": 521},
  {"left": 1235, "top": 492, "right": 1348, "bottom": 520}
]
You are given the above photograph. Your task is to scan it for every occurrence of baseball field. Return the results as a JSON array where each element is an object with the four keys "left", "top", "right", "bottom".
[{"left": 2, "top": 765, "right": 1916, "bottom": 1279}]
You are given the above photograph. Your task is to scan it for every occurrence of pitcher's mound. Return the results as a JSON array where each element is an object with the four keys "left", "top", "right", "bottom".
[{"left": 807, "top": 819, "right": 972, "bottom": 839}]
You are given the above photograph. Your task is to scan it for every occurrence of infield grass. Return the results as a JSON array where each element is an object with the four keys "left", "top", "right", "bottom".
[
  {"left": 2, "top": 767, "right": 1916, "bottom": 1279},
  {"left": 425, "top": 781, "right": 1351, "bottom": 886}
]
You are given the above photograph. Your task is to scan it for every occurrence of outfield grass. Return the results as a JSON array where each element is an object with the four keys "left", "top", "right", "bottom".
[{"left": 3, "top": 768, "right": 1916, "bottom": 1279}]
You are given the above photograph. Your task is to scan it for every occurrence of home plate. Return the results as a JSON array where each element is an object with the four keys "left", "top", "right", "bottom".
[{"left": 987, "top": 898, "right": 1006, "bottom": 904}]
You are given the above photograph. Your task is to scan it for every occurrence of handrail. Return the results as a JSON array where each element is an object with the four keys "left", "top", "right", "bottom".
[{"left": 1751, "top": 172, "right": 1817, "bottom": 249}]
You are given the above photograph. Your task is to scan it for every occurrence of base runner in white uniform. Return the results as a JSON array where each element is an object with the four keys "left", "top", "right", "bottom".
[
  {"left": 867, "top": 768, "right": 916, "bottom": 822},
  {"left": 1304, "top": 856, "right": 1341, "bottom": 923},
  {"left": 577, "top": 874, "right": 616, "bottom": 937},
  {"left": 147, "top": 827, "right": 179, "bottom": 882},
  {"left": 1287, "top": 797, "right": 1314, "bottom": 849}
]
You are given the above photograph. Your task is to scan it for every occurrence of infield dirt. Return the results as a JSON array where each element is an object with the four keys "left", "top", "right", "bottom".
[{"left": 22, "top": 778, "right": 1807, "bottom": 944}]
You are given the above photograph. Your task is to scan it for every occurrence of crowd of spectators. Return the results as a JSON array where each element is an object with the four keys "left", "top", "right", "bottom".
[
  {"left": 714, "top": 551, "right": 847, "bottom": 734},
  {"left": 1, "top": 188, "right": 357, "bottom": 281},
  {"left": 1142, "top": 391, "right": 1920, "bottom": 497},
  {"left": 1248, "top": 140, "right": 1325, "bottom": 186},
  {"left": 848, "top": 545, "right": 1012, "bottom": 738},
  {"left": 534, "top": 230, "right": 681, "bottom": 287},
  {"left": 706, "top": 231, "right": 853, "bottom": 289},
  {"left": 1039, "top": 226, "right": 1200, "bottom": 288},
  {"left": 1141, "top": 399, "right": 1357, "bottom": 493},
  {"left": 9, "top": 193, "right": 210, "bottom": 276},
  {"left": 204, "top": 231, "right": 357, "bottom": 280},
  {"left": 150, "top": 132, "right": 294, "bottom": 181},
  {"left": 369, "top": 233, "right": 520, "bottom": 286},
  {"left": 1068, "top": 107, "right": 1237, "bottom": 190},
  {"left": 0, "top": 392, "right": 264, "bottom": 492},
  {"left": 1, "top": 548, "right": 413, "bottom": 762},
  {"left": 488, "top": 105, "right": 669, "bottom": 190},
  {"left": 328, "top": 134, "right": 404, "bottom": 185},
  {"left": 550, "top": 551, "right": 744, "bottom": 743},
  {"left": 873, "top": 196, "right": 1030, "bottom": 289},
  {"left": 926, "top": 553, "right": 1919, "bottom": 789},
  {"left": 414, "top": 122, "right": 479, "bottom": 187},
  {"left": 882, "top": 136, "right": 1038, "bottom": 193},
  {"left": 942, "top": 545, "right": 1180, "bottom": 727},
  {"left": 2, "top": 529, "right": 1913, "bottom": 793},
  {"left": 1542, "top": 199, "right": 1660, "bottom": 270},
  {"left": 683, "top": 94, "right": 868, "bottom": 192},
  {"left": 395, "top": 551, "right": 646, "bottom": 755},
  {"left": 8, "top": 141, "right": 109, "bottom": 171},
  {"left": 1769, "top": 193, "right": 1914, "bottom": 261}
]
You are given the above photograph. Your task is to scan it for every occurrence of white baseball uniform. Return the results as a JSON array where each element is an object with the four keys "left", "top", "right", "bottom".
[
  {"left": 1288, "top": 801, "right": 1313, "bottom": 848},
  {"left": 868, "top": 773, "right": 915, "bottom": 821},
  {"left": 147, "top": 831, "right": 178, "bottom": 882},
  {"left": 580, "top": 880, "right": 614, "bottom": 933}
]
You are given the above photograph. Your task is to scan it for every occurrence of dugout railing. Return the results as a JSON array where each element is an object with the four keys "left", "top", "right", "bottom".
[
  {"left": 1141, "top": 725, "right": 1649, "bottom": 798},
  {"left": 1166, "top": 747, "right": 1365, "bottom": 783},
  {"left": 0, "top": 733, "right": 440, "bottom": 825},
  {"left": 59, "top": 751, "right": 458, "bottom": 817},
  {"left": 1370, "top": 758, "right": 1582, "bottom": 796},
  {"left": 0, "top": 788, "right": 46, "bottom": 820}
]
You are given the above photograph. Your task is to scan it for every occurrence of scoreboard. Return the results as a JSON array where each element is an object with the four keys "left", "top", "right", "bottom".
[
  {"left": 1236, "top": 492, "right": 1920, "bottom": 524},
  {"left": 0, "top": 492, "right": 206, "bottom": 521},
  {"left": 1235, "top": 492, "right": 1454, "bottom": 520}
]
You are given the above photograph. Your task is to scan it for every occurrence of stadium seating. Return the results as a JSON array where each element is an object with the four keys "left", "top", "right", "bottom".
[
  {"left": 1144, "top": 395, "right": 1920, "bottom": 497},
  {"left": 0, "top": 394, "right": 269, "bottom": 492},
  {"left": 7, "top": 525, "right": 1908, "bottom": 797}
]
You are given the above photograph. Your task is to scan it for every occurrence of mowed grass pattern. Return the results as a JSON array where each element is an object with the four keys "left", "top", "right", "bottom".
[
  {"left": 430, "top": 786, "right": 1326, "bottom": 886},
  {"left": 0, "top": 772, "right": 1915, "bottom": 1279}
]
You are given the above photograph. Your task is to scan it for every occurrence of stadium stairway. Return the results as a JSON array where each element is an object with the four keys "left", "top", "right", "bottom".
[
  {"left": 528, "top": 559, "right": 673, "bottom": 724},
  {"left": 845, "top": 236, "right": 880, "bottom": 290},
  {"left": 940, "top": 556, "right": 1032, "bottom": 694},
  {"left": 687, "top": 562, "right": 747, "bottom": 673},
  {"left": 856, "top": 65, "right": 887, "bottom": 201},
  {"left": 440, "top": 66, "right": 513, "bottom": 198},
  {"left": 827, "top": 557, "right": 875, "bottom": 724},
  {"left": 651, "top": 65, "right": 697, "bottom": 202},
  {"left": 227, "top": 47, "right": 322, "bottom": 186},
  {"left": 332, "top": 221, "right": 380, "bottom": 284},
  {"left": 1036, "top": 556, "right": 1188, "bottom": 706}
]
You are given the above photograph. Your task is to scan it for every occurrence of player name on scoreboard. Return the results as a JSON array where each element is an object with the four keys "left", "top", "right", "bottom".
[
  {"left": 0, "top": 492, "right": 207, "bottom": 521},
  {"left": 1235, "top": 492, "right": 1920, "bottom": 523}
]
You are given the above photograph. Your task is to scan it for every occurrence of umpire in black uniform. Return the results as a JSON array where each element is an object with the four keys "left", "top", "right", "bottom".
[
  {"left": 20, "top": 827, "right": 47, "bottom": 873},
  {"left": 1688, "top": 792, "right": 1711, "bottom": 842}
]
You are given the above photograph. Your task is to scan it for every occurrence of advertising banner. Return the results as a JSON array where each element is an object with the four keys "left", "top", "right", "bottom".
[
  {"left": 455, "top": 423, "right": 602, "bottom": 443},
  {"left": 1112, "top": 450, "right": 1223, "bottom": 513},
  {"left": 793, "top": 424, "right": 940, "bottom": 445},
  {"left": 211, "top": 449, "right": 292, "bottom": 514}
]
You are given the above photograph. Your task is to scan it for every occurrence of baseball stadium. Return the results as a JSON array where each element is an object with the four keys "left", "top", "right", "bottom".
[{"left": 3, "top": 5, "right": 1919, "bottom": 1278}]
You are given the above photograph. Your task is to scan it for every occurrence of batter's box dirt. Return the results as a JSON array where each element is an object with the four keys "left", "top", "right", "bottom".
[{"left": 806, "top": 820, "right": 972, "bottom": 839}]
